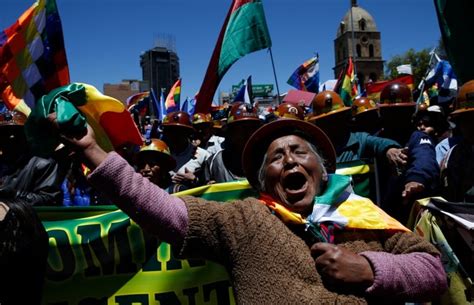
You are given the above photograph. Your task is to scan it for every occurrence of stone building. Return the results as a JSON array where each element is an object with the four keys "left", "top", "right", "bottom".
[{"left": 334, "top": 0, "right": 384, "bottom": 88}]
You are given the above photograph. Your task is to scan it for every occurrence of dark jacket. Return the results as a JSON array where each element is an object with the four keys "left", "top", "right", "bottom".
[
  {"left": 0, "top": 156, "right": 63, "bottom": 206},
  {"left": 404, "top": 130, "right": 440, "bottom": 191}
]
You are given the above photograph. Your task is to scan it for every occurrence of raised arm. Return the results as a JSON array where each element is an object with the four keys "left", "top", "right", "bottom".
[{"left": 49, "top": 115, "right": 188, "bottom": 247}]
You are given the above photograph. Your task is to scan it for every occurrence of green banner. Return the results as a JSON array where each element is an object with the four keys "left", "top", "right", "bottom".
[{"left": 39, "top": 181, "right": 257, "bottom": 305}]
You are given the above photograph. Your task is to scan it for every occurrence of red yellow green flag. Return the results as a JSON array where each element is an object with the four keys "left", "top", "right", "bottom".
[
  {"left": 335, "top": 57, "right": 358, "bottom": 106},
  {"left": 165, "top": 79, "right": 181, "bottom": 113},
  {"left": 195, "top": 0, "right": 272, "bottom": 113}
]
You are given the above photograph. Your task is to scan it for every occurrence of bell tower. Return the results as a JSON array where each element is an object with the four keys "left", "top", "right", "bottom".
[{"left": 333, "top": 1, "right": 384, "bottom": 88}]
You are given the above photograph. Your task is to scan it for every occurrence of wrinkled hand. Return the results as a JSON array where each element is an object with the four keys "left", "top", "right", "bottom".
[
  {"left": 311, "top": 243, "right": 374, "bottom": 292},
  {"left": 402, "top": 181, "right": 425, "bottom": 204},
  {"left": 386, "top": 147, "right": 408, "bottom": 167},
  {"left": 172, "top": 168, "right": 196, "bottom": 184}
]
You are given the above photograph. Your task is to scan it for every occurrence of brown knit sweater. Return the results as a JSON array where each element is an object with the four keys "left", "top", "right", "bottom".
[{"left": 179, "top": 196, "right": 440, "bottom": 305}]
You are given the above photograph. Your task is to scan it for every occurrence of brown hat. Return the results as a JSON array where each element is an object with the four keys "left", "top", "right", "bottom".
[
  {"left": 242, "top": 119, "right": 336, "bottom": 189},
  {"left": 274, "top": 103, "right": 305, "bottom": 120},
  {"left": 379, "top": 82, "right": 415, "bottom": 107},
  {"left": 351, "top": 97, "right": 378, "bottom": 117},
  {"left": 309, "top": 90, "right": 350, "bottom": 121},
  {"left": 192, "top": 113, "right": 213, "bottom": 126},
  {"left": 227, "top": 102, "right": 260, "bottom": 125},
  {"left": 162, "top": 111, "right": 194, "bottom": 132},
  {"left": 135, "top": 138, "right": 176, "bottom": 172},
  {"left": 452, "top": 80, "right": 474, "bottom": 116}
]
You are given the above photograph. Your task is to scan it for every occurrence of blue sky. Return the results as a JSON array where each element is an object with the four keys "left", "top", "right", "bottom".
[{"left": 1, "top": 0, "right": 441, "bottom": 101}]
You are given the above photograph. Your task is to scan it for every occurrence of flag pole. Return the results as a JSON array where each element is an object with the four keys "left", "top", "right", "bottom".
[
  {"left": 349, "top": 0, "right": 358, "bottom": 78},
  {"left": 268, "top": 47, "right": 282, "bottom": 104}
]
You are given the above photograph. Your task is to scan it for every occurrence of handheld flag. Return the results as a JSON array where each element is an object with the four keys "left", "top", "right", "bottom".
[
  {"left": 25, "top": 83, "right": 143, "bottom": 157},
  {"left": 0, "top": 0, "right": 70, "bottom": 116},
  {"left": 195, "top": 0, "right": 272, "bottom": 113},
  {"left": 126, "top": 91, "right": 150, "bottom": 117},
  {"left": 334, "top": 57, "right": 357, "bottom": 106},
  {"left": 417, "top": 50, "right": 457, "bottom": 104},
  {"left": 287, "top": 55, "right": 320, "bottom": 93},
  {"left": 165, "top": 79, "right": 181, "bottom": 113}
]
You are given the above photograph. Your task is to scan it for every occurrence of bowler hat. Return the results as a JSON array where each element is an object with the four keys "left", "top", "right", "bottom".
[{"left": 242, "top": 119, "right": 336, "bottom": 189}]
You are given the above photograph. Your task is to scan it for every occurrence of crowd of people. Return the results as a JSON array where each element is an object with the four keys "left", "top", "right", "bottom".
[{"left": 0, "top": 78, "right": 473, "bottom": 304}]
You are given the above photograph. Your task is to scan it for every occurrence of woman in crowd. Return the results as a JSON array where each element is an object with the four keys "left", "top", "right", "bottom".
[{"left": 49, "top": 113, "right": 446, "bottom": 304}]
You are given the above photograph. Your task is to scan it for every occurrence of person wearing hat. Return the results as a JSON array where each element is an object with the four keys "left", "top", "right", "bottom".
[
  {"left": 385, "top": 103, "right": 442, "bottom": 222},
  {"left": 412, "top": 104, "right": 451, "bottom": 144},
  {"left": 307, "top": 91, "right": 407, "bottom": 203},
  {"left": 0, "top": 110, "right": 66, "bottom": 206},
  {"left": 377, "top": 82, "right": 417, "bottom": 146},
  {"left": 441, "top": 80, "right": 474, "bottom": 202},
  {"left": 49, "top": 112, "right": 447, "bottom": 304},
  {"left": 350, "top": 97, "right": 382, "bottom": 135},
  {"left": 134, "top": 138, "right": 176, "bottom": 191},
  {"left": 161, "top": 111, "right": 210, "bottom": 192},
  {"left": 191, "top": 112, "right": 224, "bottom": 155},
  {"left": 202, "top": 102, "right": 262, "bottom": 184}
]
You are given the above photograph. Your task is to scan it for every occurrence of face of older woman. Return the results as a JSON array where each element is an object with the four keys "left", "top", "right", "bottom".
[{"left": 263, "top": 135, "right": 325, "bottom": 216}]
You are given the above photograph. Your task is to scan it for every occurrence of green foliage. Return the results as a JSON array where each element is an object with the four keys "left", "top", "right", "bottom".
[{"left": 385, "top": 48, "right": 431, "bottom": 86}]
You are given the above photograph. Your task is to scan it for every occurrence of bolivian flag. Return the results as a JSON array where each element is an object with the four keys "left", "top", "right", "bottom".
[{"left": 25, "top": 83, "right": 143, "bottom": 157}]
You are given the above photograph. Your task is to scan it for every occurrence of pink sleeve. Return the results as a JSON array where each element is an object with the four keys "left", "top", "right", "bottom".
[
  {"left": 88, "top": 152, "right": 188, "bottom": 247},
  {"left": 361, "top": 251, "right": 447, "bottom": 302}
]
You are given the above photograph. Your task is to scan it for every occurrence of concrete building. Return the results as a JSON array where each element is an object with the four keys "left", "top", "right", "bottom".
[
  {"left": 334, "top": 0, "right": 384, "bottom": 88},
  {"left": 103, "top": 80, "right": 147, "bottom": 105},
  {"left": 140, "top": 46, "right": 180, "bottom": 98}
]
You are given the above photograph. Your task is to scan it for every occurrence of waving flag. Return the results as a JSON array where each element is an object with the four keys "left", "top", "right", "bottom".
[
  {"left": 334, "top": 57, "right": 358, "bottom": 106},
  {"left": 233, "top": 75, "right": 253, "bottom": 104},
  {"left": 287, "top": 55, "right": 320, "bottom": 93},
  {"left": 396, "top": 64, "right": 413, "bottom": 75},
  {"left": 165, "top": 79, "right": 181, "bottom": 113},
  {"left": 0, "top": 0, "right": 69, "bottom": 116},
  {"left": 126, "top": 91, "right": 149, "bottom": 116},
  {"left": 424, "top": 59, "right": 457, "bottom": 92},
  {"left": 25, "top": 83, "right": 142, "bottom": 157},
  {"left": 195, "top": 0, "right": 272, "bottom": 113},
  {"left": 366, "top": 75, "right": 414, "bottom": 103},
  {"left": 182, "top": 97, "right": 196, "bottom": 117}
]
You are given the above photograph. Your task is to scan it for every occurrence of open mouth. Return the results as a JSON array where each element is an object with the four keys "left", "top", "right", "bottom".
[{"left": 283, "top": 172, "right": 308, "bottom": 198}]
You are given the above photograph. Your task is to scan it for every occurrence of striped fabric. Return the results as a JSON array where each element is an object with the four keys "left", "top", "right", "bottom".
[
  {"left": 127, "top": 91, "right": 150, "bottom": 116},
  {"left": 287, "top": 55, "right": 320, "bottom": 93},
  {"left": 165, "top": 78, "right": 181, "bottom": 113},
  {"left": 366, "top": 75, "right": 414, "bottom": 103},
  {"left": 259, "top": 174, "right": 409, "bottom": 243},
  {"left": 334, "top": 57, "right": 358, "bottom": 106},
  {"left": 0, "top": 0, "right": 69, "bottom": 116}
]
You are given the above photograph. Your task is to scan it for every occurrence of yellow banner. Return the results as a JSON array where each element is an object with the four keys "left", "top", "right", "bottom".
[{"left": 39, "top": 181, "right": 256, "bottom": 305}]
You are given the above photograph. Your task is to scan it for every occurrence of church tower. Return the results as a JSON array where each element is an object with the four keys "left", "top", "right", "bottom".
[{"left": 334, "top": 0, "right": 384, "bottom": 88}]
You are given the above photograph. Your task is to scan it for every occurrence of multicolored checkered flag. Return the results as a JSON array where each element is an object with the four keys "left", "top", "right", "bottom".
[{"left": 0, "top": 0, "right": 69, "bottom": 116}]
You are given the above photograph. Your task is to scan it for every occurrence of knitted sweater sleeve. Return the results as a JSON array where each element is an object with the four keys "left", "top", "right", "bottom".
[
  {"left": 87, "top": 152, "right": 188, "bottom": 247},
  {"left": 360, "top": 232, "right": 447, "bottom": 302}
]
